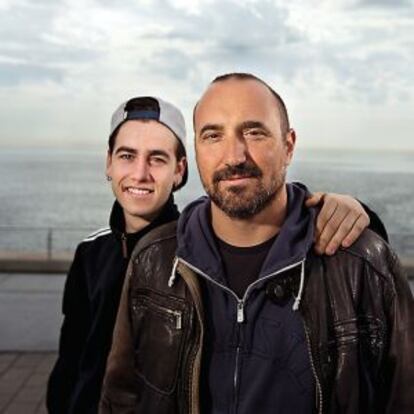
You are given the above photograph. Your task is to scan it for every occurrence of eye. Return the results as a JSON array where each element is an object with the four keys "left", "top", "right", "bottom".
[
  {"left": 244, "top": 128, "right": 266, "bottom": 139},
  {"left": 119, "top": 153, "right": 134, "bottom": 160},
  {"left": 149, "top": 156, "right": 167, "bottom": 165},
  {"left": 201, "top": 132, "right": 221, "bottom": 142}
]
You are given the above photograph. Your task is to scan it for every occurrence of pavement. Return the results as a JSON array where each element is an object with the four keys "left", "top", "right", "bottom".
[
  {"left": 0, "top": 352, "right": 54, "bottom": 413},
  {"left": 0, "top": 273, "right": 63, "bottom": 413},
  {"left": 0, "top": 273, "right": 413, "bottom": 413},
  {"left": 0, "top": 274, "right": 64, "bottom": 351}
]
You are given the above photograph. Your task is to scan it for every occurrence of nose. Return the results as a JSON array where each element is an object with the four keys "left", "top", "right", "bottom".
[
  {"left": 224, "top": 135, "right": 248, "bottom": 167},
  {"left": 130, "top": 156, "right": 151, "bottom": 182}
]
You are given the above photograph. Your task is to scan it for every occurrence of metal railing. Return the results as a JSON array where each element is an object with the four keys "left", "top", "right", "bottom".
[
  {"left": 0, "top": 226, "right": 413, "bottom": 276},
  {"left": 0, "top": 226, "right": 99, "bottom": 260},
  {"left": 0, "top": 226, "right": 413, "bottom": 256}
]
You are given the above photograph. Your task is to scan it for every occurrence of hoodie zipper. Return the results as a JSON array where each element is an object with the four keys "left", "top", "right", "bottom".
[
  {"left": 121, "top": 233, "right": 128, "bottom": 258},
  {"left": 176, "top": 257, "right": 305, "bottom": 412},
  {"left": 176, "top": 257, "right": 305, "bottom": 321},
  {"left": 233, "top": 343, "right": 242, "bottom": 413}
]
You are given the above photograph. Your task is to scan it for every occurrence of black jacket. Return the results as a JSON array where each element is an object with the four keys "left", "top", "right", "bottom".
[
  {"left": 47, "top": 196, "right": 179, "bottom": 414},
  {"left": 100, "top": 186, "right": 413, "bottom": 414}
]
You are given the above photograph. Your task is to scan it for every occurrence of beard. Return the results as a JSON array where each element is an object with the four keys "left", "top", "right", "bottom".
[{"left": 202, "top": 161, "right": 286, "bottom": 219}]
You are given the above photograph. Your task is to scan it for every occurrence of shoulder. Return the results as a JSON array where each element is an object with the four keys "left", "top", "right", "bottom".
[
  {"left": 318, "top": 229, "right": 405, "bottom": 297},
  {"left": 81, "top": 227, "right": 112, "bottom": 243},
  {"left": 131, "top": 221, "right": 178, "bottom": 260},
  {"left": 129, "top": 221, "right": 178, "bottom": 288},
  {"left": 72, "top": 227, "right": 115, "bottom": 261},
  {"left": 77, "top": 227, "right": 114, "bottom": 251},
  {"left": 341, "top": 228, "right": 398, "bottom": 277}
]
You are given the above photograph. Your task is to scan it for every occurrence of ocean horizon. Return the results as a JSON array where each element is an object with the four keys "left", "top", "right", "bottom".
[{"left": 0, "top": 147, "right": 413, "bottom": 257}]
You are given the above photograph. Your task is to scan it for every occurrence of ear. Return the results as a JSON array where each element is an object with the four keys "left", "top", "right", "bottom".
[
  {"left": 284, "top": 128, "right": 296, "bottom": 165},
  {"left": 174, "top": 156, "right": 187, "bottom": 187},
  {"left": 106, "top": 150, "right": 113, "bottom": 177}
]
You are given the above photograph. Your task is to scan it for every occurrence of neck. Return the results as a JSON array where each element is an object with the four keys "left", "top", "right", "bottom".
[
  {"left": 124, "top": 213, "right": 152, "bottom": 234},
  {"left": 211, "top": 185, "right": 288, "bottom": 247}
]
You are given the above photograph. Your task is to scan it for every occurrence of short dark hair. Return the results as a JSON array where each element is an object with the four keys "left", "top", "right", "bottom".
[
  {"left": 108, "top": 97, "right": 188, "bottom": 191},
  {"left": 193, "top": 72, "right": 290, "bottom": 137}
]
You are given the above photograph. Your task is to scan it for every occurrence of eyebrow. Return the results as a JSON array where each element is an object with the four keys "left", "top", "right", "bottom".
[
  {"left": 238, "top": 120, "right": 270, "bottom": 133},
  {"left": 199, "top": 123, "right": 224, "bottom": 136},
  {"left": 114, "top": 146, "right": 137, "bottom": 155},
  {"left": 148, "top": 149, "right": 171, "bottom": 160},
  {"left": 114, "top": 146, "right": 171, "bottom": 159},
  {"left": 199, "top": 121, "right": 271, "bottom": 137}
]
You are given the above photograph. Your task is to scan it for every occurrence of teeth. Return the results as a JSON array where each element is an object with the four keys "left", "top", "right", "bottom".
[{"left": 127, "top": 187, "right": 152, "bottom": 195}]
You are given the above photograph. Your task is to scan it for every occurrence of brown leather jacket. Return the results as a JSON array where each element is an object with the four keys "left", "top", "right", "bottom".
[{"left": 99, "top": 221, "right": 414, "bottom": 413}]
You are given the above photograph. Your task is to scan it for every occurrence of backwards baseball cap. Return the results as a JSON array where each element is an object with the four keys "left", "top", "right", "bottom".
[
  {"left": 109, "top": 96, "right": 186, "bottom": 149},
  {"left": 108, "top": 95, "right": 188, "bottom": 190}
]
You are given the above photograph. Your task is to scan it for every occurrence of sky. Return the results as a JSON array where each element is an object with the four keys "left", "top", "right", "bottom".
[{"left": 0, "top": 0, "right": 413, "bottom": 151}]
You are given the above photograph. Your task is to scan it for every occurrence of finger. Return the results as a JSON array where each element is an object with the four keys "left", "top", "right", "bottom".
[
  {"left": 315, "top": 204, "right": 348, "bottom": 255},
  {"left": 314, "top": 199, "right": 338, "bottom": 242},
  {"left": 341, "top": 213, "right": 370, "bottom": 248},
  {"left": 305, "top": 192, "right": 325, "bottom": 208},
  {"left": 324, "top": 213, "right": 359, "bottom": 255}
]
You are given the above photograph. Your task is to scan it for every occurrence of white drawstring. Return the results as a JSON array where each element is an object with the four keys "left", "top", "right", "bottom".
[
  {"left": 292, "top": 260, "right": 305, "bottom": 311},
  {"left": 168, "top": 257, "right": 179, "bottom": 287}
]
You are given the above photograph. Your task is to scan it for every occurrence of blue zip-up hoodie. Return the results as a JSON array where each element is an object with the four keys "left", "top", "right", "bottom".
[{"left": 176, "top": 183, "right": 317, "bottom": 414}]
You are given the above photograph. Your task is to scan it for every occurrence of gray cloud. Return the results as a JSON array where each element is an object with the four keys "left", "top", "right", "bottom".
[
  {"left": 0, "top": 63, "right": 63, "bottom": 85},
  {"left": 142, "top": 48, "right": 194, "bottom": 81},
  {"left": 0, "top": 0, "right": 412, "bottom": 149},
  {"left": 122, "top": 0, "right": 305, "bottom": 89},
  {"left": 112, "top": 0, "right": 412, "bottom": 105},
  {"left": 354, "top": 0, "right": 413, "bottom": 8},
  {"left": 0, "top": 0, "right": 101, "bottom": 85}
]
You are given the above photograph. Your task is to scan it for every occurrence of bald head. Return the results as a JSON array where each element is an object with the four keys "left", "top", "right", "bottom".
[{"left": 193, "top": 73, "right": 291, "bottom": 137}]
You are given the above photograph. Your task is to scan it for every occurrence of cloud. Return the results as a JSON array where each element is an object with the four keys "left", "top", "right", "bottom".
[
  {"left": 0, "top": 62, "right": 63, "bottom": 85},
  {"left": 0, "top": 0, "right": 102, "bottom": 87},
  {"left": 0, "top": 0, "right": 412, "bottom": 150},
  {"left": 354, "top": 0, "right": 413, "bottom": 8}
]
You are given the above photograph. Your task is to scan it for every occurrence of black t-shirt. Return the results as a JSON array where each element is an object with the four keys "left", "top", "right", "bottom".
[{"left": 215, "top": 235, "right": 276, "bottom": 298}]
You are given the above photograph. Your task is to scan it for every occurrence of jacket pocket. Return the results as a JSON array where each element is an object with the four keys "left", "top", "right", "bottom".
[{"left": 131, "top": 294, "right": 188, "bottom": 395}]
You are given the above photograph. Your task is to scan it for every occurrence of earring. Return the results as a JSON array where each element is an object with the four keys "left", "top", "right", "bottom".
[{"left": 106, "top": 175, "right": 112, "bottom": 182}]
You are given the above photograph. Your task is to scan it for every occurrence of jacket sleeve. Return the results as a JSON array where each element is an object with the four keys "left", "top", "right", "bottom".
[
  {"left": 99, "top": 263, "right": 138, "bottom": 413},
  {"left": 46, "top": 244, "right": 91, "bottom": 414},
  {"left": 360, "top": 201, "right": 389, "bottom": 242},
  {"left": 384, "top": 251, "right": 414, "bottom": 413}
]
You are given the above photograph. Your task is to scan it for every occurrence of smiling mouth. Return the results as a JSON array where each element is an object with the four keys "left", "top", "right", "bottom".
[{"left": 124, "top": 186, "right": 154, "bottom": 196}]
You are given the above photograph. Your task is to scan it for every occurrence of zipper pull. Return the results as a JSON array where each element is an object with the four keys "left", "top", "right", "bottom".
[
  {"left": 175, "top": 311, "right": 182, "bottom": 330},
  {"left": 121, "top": 233, "right": 128, "bottom": 258},
  {"left": 237, "top": 302, "right": 245, "bottom": 323}
]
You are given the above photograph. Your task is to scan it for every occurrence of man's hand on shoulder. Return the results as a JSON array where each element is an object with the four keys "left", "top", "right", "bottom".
[{"left": 306, "top": 192, "right": 370, "bottom": 256}]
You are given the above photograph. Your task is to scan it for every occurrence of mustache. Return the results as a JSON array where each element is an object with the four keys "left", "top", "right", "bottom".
[{"left": 213, "top": 162, "right": 263, "bottom": 184}]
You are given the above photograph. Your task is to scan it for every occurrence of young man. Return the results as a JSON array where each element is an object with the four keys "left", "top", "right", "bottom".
[
  {"left": 100, "top": 76, "right": 411, "bottom": 413},
  {"left": 47, "top": 96, "right": 187, "bottom": 413}
]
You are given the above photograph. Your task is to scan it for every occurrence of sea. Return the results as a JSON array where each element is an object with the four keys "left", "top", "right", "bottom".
[{"left": 0, "top": 148, "right": 413, "bottom": 258}]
